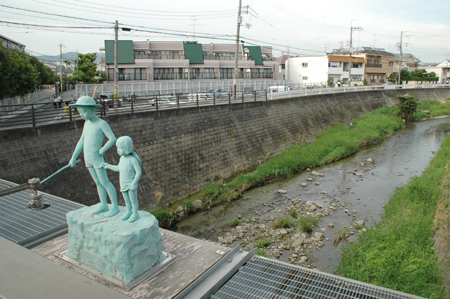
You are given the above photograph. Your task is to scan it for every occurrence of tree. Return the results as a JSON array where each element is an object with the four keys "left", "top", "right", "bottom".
[
  {"left": 72, "top": 53, "right": 98, "bottom": 84},
  {"left": 0, "top": 43, "right": 56, "bottom": 99},
  {"left": 395, "top": 93, "right": 418, "bottom": 121}
]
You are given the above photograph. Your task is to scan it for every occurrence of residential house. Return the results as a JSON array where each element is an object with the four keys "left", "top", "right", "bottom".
[
  {"left": 331, "top": 47, "right": 395, "bottom": 85},
  {"left": 393, "top": 53, "right": 420, "bottom": 73},
  {"left": 285, "top": 54, "right": 365, "bottom": 86},
  {"left": 419, "top": 60, "right": 450, "bottom": 84},
  {"left": 100, "top": 40, "right": 281, "bottom": 82},
  {"left": 0, "top": 34, "right": 25, "bottom": 51}
]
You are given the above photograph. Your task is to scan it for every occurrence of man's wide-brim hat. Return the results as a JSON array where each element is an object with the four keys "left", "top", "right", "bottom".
[{"left": 70, "top": 96, "right": 103, "bottom": 108}]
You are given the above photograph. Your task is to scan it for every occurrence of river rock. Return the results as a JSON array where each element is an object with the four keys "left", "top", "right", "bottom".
[
  {"left": 292, "top": 234, "right": 307, "bottom": 247},
  {"left": 301, "top": 183, "right": 308, "bottom": 187},
  {"left": 366, "top": 158, "right": 373, "bottom": 163},
  {"left": 307, "top": 178, "right": 313, "bottom": 181},
  {"left": 355, "top": 220, "right": 365, "bottom": 227},
  {"left": 193, "top": 199, "right": 203, "bottom": 210},
  {"left": 280, "top": 229, "right": 288, "bottom": 235},
  {"left": 278, "top": 189, "right": 287, "bottom": 194},
  {"left": 328, "top": 223, "right": 334, "bottom": 228},
  {"left": 314, "top": 232, "right": 324, "bottom": 241},
  {"left": 315, "top": 182, "right": 320, "bottom": 185},
  {"left": 275, "top": 208, "right": 283, "bottom": 213}
]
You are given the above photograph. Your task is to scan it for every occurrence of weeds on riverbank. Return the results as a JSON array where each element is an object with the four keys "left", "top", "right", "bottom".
[
  {"left": 335, "top": 134, "right": 450, "bottom": 298},
  {"left": 412, "top": 99, "right": 450, "bottom": 119},
  {"left": 200, "top": 106, "right": 403, "bottom": 208}
]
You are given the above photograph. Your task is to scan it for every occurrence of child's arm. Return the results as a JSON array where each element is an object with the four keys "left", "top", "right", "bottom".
[
  {"left": 98, "top": 121, "right": 116, "bottom": 156},
  {"left": 130, "top": 158, "right": 142, "bottom": 190},
  {"left": 69, "top": 131, "right": 84, "bottom": 167},
  {"left": 102, "top": 162, "right": 119, "bottom": 172}
]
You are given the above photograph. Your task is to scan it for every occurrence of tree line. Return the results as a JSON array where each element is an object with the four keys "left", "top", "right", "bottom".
[
  {"left": 0, "top": 43, "right": 57, "bottom": 99},
  {"left": 389, "top": 68, "right": 439, "bottom": 83}
]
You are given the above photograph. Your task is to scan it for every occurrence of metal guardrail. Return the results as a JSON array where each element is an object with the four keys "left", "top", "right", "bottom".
[{"left": 1, "top": 84, "right": 449, "bottom": 130}]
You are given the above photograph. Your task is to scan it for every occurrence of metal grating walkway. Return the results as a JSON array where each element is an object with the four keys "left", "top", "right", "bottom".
[
  {"left": 212, "top": 256, "right": 420, "bottom": 299},
  {"left": 0, "top": 179, "right": 83, "bottom": 248}
]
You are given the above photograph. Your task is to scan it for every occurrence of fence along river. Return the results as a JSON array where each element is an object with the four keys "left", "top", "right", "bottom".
[{"left": 172, "top": 117, "right": 450, "bottom": 273}]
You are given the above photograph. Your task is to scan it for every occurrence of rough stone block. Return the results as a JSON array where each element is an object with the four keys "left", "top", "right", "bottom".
[{"left": 66, "top": 204, "right": 164, "bottom": 282}]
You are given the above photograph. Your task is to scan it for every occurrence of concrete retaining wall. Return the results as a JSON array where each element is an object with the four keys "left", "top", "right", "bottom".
[{"left": 1, "top": 88, "right": 449, "bottom": 208}]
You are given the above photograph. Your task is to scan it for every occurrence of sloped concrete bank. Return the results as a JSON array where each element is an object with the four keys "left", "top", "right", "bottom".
[{"left": 0, "top": 88, "right": 449, "bottom": 208}]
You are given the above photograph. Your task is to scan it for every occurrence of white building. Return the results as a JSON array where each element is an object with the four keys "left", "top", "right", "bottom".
[
  {"left": 285, "top": 54, "right": 365, "bottom": 86},
  {"left": 420, "top": 60, "right": 450, "bottom": 84}
]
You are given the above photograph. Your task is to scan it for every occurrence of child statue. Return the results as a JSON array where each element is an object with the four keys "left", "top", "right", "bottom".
[
  {"left": 69, "top": 96, "right": 119, "bottom": 217},
  {"left": 103, "top": 136, "right": 142, "bottom": 223}
]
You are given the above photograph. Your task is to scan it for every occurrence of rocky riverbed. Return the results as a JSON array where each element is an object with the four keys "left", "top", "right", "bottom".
[{"left": 214, "top": 160, "right": 374, "bottom": 269}]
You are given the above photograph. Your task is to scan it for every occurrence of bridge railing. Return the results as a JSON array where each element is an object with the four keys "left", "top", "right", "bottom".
[{"left": 1, "top": 84, "right": 449, "bottom": 130}]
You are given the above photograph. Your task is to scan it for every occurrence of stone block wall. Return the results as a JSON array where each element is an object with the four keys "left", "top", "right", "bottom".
[{"left": 1, "top": 88, "right": 448, "bottom": 209}]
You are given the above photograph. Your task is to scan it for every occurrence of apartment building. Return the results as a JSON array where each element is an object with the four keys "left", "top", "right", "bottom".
[
  {"left": 101, "top": 40, "right": 282, "bottom": 82},
  {"left": 285, "top": 54, "right": 365, "bottom": 86},
  {"left": 0, "top": 34, "right": 25, "bottom": 51}
]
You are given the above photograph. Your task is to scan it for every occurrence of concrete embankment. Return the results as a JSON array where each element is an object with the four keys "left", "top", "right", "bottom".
[{"left": 0, "top": 88, "right": 449, "bottom": 208}]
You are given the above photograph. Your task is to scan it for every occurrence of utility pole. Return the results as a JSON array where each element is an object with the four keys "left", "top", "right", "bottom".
[
  {"left": 233, "top": 0, "right": 243, "bottom": 100},
  {"left": 114, "top": 20, "right": 119, "bottom": 107},
  {"left": 398, "top": 31, "right": 403, "bottom": 86},
  {"left": 348, "top": 21, "right": 362, "bottom": 86},
  {"left": 76, "top": 49, "right": 79, "bottom": 85},
  {"left": 59, "top": 43, "right": 63, "bottom": 94}
]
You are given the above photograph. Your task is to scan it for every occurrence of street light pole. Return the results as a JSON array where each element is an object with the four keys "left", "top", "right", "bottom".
[{"left": 233, "top": 0, "right": 242, "bottom": 100}]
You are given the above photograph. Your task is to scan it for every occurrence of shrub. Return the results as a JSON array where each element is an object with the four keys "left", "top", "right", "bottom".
[
  {"left": 273, "top": 216, "right": 296, "bottom": 228},
  {"left": 256, "top": 236, "right": 271, "bottom": 248},
  {"left": 230, "top": 217, "right": 240, "bottom": 226},
  {"left": 298, "top": 215, "right": 318, "bottom": 232},
  {"left": 289, "top": 208, "right": 298, "bottom": 219},
  {"left": 151, "top": 209, "right": 175, "bottom": 227}
]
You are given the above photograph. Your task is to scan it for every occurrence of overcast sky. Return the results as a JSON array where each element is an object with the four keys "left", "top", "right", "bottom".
[{"left": 1, "top": 0, "right": 450, "bottom": 63}]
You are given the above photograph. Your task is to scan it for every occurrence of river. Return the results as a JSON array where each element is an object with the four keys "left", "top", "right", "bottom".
[{"left": 171, "top": 117, "right": 450, "bottom": 273}]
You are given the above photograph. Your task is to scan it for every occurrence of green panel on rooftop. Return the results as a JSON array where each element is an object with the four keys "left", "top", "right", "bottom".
[
  {"left": 243, "top": 46, "right": 263, "bottom": 65},
  {"left": 183, "top": 42, "right": 204, "bottom": 64},
  {"left": 104, "top": 40, "right": 135, "bottom": 64}
]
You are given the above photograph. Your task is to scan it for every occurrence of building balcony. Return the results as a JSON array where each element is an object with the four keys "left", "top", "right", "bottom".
[
  {"left": 135, "top": 54, "right": 185, "bottom": 60},
  {"left": 118, "top": 74, "right": 147, "bottom": 81},
  {"left": 366, "top": 64, "right": 382, "bottom": 68}
]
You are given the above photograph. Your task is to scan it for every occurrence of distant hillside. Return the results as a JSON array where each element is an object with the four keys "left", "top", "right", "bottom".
[{"left": 36, "top": 52, "right": 102, "bottom": 64}]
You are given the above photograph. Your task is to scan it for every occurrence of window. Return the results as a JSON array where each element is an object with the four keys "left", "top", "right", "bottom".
[
  {"left": 367, "top": 59, "right": 372, "bottom": 64},
  {"left": 329, "top": 62, "right": 340, "bottom": 68},
  {"left": 352, "top": 63, "right": 359, "bottom": 68},
  {"left": 389, "top": 61, "right": 393, "bottom": 66},
  {"left": 302, "top": 76, "right": 308, "bottom": 80},
  {"left": 374, "top": 60, "right": 379, "bottom": 65},
  {"left": 302, "top": 62, "right": 308, "bottom": 67}
]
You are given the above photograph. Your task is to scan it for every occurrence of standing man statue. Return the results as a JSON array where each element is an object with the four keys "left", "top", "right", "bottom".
[{"left": 69, "top": 96, "right": 119, "bottom": 217}]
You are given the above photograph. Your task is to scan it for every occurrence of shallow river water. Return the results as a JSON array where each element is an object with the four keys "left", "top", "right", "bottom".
[{"left": 172, "top": 117, "right": 450, "bottom": 273}]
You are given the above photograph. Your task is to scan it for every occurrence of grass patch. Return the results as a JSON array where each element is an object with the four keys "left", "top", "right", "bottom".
[
  {"left": 333, "top": 227, "right": 350, "bottom": 244},
  {"left": 256, "top": 236, "right": 272, "bottom": 248},
  {"left": 289, "top": 208, "right": 298, "bottom": 219},
  {"left": 298, "top": 215, "right": 318, "bottom": 232},
  {"left": 245, "top": 216, "right": 253, "bottom": 223},
  {"left": 335, "top": 131, "right": 450, "bottom": 298},
  {"left": 230, "top": 217, "right": 240, "bottom": 226},
  {"left": 151, "top": 208, "right": 175, "bottom": 227},
  {"left": 272, "top": 216, "right": 296, "bottom": 228},
  {"left": 254, "top": 248, "right": 269, "bottom": 257},
  {"left": 411, "top": 99, "right": 450, "bottom": 119}
]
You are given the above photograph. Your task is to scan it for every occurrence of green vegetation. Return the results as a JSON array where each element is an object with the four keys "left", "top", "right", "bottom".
[
  {"left": 72, "top": 53, "right": 105, "bottom": 83},
  {"left": 395, "top": 94, "right": 418, "bottom": 120},
  {"left": 151, "top": 209, "right": 175, "bottom": 227},
  {"left": 230, "top": 217, "right": 240, "bottom": 226},
  {"left": 335, "top": 132, "right": 450, "bottom": 298},
  {"left": 389, "top": 68, "right": 439, "bottom": 83},
  {"left": 333, "top": 227, "right": 350, "bottom": 244},
  {"left": 298, "top": 215, "right": 318, "bottom": 233},
  {"left": 254, "top": 248, "right": 269, "bottom": 257},
  {"left": 289, "top": 208, "right": 298, "bottom": 219},
  {"left": 256, "top": 236, "right": 272, "bottom": 248},
  {"left": 0, "top": 44, "right": 56, "bottom": 99},
  {"left": 411, "top": 99, "right": 450, "bottom": 119},
  {"left": 245, "top": 216, "right": 253, "bottom": 223},
  {"left": 272, "top": 215, "right": 296, "bottom": 228},
  {"left": 185, "top": 201, "right": 196, "bottom": 214}
]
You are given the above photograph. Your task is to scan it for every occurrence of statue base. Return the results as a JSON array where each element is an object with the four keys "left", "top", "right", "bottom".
[{"left": 65, "top": 204, "right": 167, "bottom": 284}]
